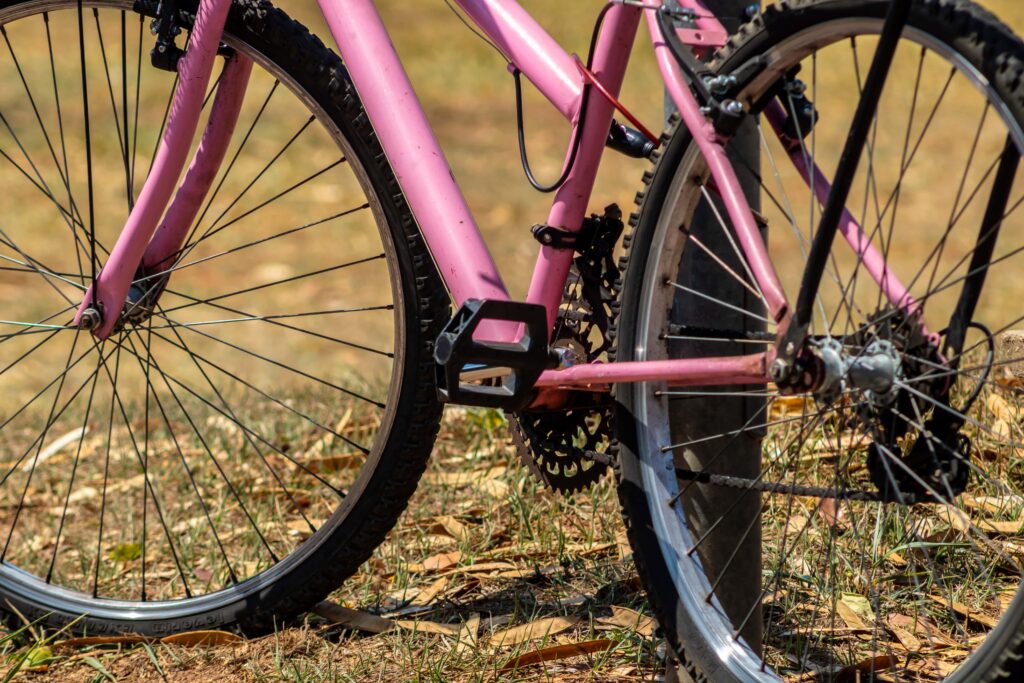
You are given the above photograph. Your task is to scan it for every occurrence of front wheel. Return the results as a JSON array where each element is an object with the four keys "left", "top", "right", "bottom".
[
  {"left": 0, "top": 0, "right": 446, "bottom": 634},
  {"left": 617, "top": 1, "right": 1024, "bottom": 680}
]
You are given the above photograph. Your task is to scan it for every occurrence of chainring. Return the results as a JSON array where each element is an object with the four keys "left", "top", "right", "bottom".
[
  {"left": 510, "top": 404, "right": 614, "bottom": 493},
  {"left": 509, "top": 206, "right": 623, "bottom": 493}
]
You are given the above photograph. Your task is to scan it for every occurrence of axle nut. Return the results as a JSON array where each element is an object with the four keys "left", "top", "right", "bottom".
[
  {"left": 769, "top": 358, "right": 791, "bottom": 382},
  {"left": 78, "top": 307, "right": 102, "bottom": 331}
]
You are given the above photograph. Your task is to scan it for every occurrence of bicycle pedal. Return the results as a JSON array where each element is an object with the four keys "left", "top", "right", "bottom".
[{"left": 434, "top": 299, "right": 553, "bottom": 411}]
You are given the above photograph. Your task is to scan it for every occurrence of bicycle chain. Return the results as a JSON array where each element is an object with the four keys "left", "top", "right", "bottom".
[{"left": 673, "top": 468, "right": 896, "bottom": 503}]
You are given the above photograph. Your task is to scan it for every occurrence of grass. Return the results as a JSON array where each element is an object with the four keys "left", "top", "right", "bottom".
[
  {"left": 0, "top": 408, "right": 662, "bottom": 682},
  {"left": 2, "top": 0, "right": 1024, "bottom": 681}
]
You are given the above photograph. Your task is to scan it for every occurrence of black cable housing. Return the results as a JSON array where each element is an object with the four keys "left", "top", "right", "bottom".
[{"left": 513, "top": 3, "right": 614, "bottom": 193}]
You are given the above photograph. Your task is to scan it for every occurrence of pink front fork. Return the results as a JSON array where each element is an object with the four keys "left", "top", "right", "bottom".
[{"left": 75, "top": 0, "right": 236, "bottom": 339}]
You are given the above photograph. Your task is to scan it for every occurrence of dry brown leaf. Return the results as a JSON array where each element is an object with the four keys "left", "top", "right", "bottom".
[
  {"left": 490, "top": 616, "right": 580, "bottom": 647},
  {"left": 885, "top": 614, "right": 924, "bottom": 652},
  {"left": 421, "top": 515, "right": 471, "bottom": 542},
  {"left": 495, "top": 565, "right": 560, "bottom": 579},
  {"left": 499, "top": 639, "right": 616, "bottom": 672},
  {"left": 478, "top": 479, "right": 510, "bottom": 498},
  {"left": 928, "top": 594, "right": 999, "bottom": 629},
  {"left": 411, "top": 576, "right": 451, "bottom": 606},
  {"left": 160, "top": 630, "right": 243, "bottom": 647},
  {"left": 937, "top": 505, "right": 973, "bottom": 535},
  {"left": 835, "top": 655, "right": 901, "bottom": 683},
  {"left": 407, "top": 550, "right": 463, "bottom": 573},
  {"left": 311, "top": 602, "right": 395, "bottom": 634},
  {"left": 771, "top": 395, "right": 812, "bottom": 418},
  {"left": 977, "top": 519, "right": 1023, "bottom": 535},
  {"left": 394, "top": 620, "right": 462, "bottom": 637},
  {"left": 889, "top": 613, "right": 958, "bottom": 647},
  {"left": 55, "top": 635, "right": 148, "bottom": 649},
  {"left": 887, "top": 551, "right": 908, "bottom": 568},
  {"left": 836, "top": 594, "right": 875, "bottom": 631},
  {"left": 598, "top": 606, "right": 657, "bottom": 637},
  {"left": 306, "top": 452, "right": 364, "bottom": 473},
  {"left": 961, "top": 494, "right": 1024, "bottom": 516},
  {"left": 441, "top": 561, "right": 518, "bottom": 576},
  {"left": 453, "top": 613, "right": 480, "bottom": 655},
  {"left": 993, "top": 419, "right": 1013, "bottom": 440},
  {"left": 988, "top": 394, "right": 1018, "bottom": 422}
]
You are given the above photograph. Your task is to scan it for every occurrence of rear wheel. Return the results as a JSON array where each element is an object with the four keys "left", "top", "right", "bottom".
[
  {"left": 0, "top": 0, "right": 445, "bottom": 634},
  {"left": 617, "top": 1, "right": 1024, "bottom": 680}
]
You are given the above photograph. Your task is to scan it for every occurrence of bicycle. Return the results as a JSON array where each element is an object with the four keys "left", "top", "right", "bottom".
[{"left": 1, "top": 0, "right": 1024, "bottom": 678}]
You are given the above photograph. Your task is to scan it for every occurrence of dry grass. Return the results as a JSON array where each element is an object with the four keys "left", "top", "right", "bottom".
[
  {"left": 2, "top": 0, "right": 1024, "bottom": 681},
  {"left": 0, "top": 408, "right": 661, "bottom": 682}
]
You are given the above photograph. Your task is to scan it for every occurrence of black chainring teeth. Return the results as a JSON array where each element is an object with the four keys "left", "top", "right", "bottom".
[
  {"left": 510, "top": 408, "right": 613, "bottom": 493},
  {"left": 511, "top": 205, "right": 623, "bottom": 493}
]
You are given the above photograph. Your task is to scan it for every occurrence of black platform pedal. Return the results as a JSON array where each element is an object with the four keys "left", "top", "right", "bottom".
[{"left": 434, "top": 299, "right": 552, "bottom": 411}]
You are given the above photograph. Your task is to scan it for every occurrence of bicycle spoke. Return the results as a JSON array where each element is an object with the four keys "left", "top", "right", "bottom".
[
  {"left": 147, "top": 322, "right": 371, "bottom": 455},
  {"left": 150, "top": 308, "right": 384, "bottom": 408}
]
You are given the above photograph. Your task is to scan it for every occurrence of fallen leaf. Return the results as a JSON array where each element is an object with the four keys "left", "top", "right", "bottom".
[
  {"left": 109, "top": 543, "right": 142, "bottom": 563},
  {"left": 928, "top": 594, "right": 999, "bottom": 629},
  {"left": 889, "top": 613, "right": 958, "bottom": 647},
  {"left": 55, "top": 635, "right": 148, "bottom": 649},
  {"left": 988, "top": 394, "right": 1017, "bottom": 422},
  {"left": 886, "top": 615, "right": 922, "bottom": 652},
  {"left": 478, "top": 479, "right": 510, "bottom": 497},
  {"left": 306, "top": 452, "right": 364, "bottom": 473},
  {"left": 311, "top": 602, "right": 395, "bottom": 634},
  {"left": 442, "top": 561, "right": 517, "bottom": 576},
  {"left": 835, "top": 655, "right": 901, "bottom": 682},
  {"left": 496, "top": 565, "right": 560, "bottom": 579},
  {"left": 24, "top": 428, "right": 86, "bottom": 472},
  {"left": 407, "top": 550, "right": 463, "bottom": 573},
  {"left": 490, "top": 616, "right": 580, "bottom": 646},
  {"left": 598, "top": 606, "right": 657, "bottom": 637},
  {"left": 993, "top": 419, "right": 1013, "bottom": 440},
  {"left": 836, "top": 594, "right": 875, "bottom": 631},
  {"left": 454, "top": 613, "right": 480, "bottom": 655},
  {"left": 961, "top": 494, "right": 1024, "bottom": 516},
  {"left": 394, "top": 620, "right": 462, "bottom": 637},
  {"left": 421, "top": 515, "right": 471, "bottom": 542},
  {"left": 499, "top": 639, "right": 616, "bottom": 671},
  {"left": 411, "top": 576, "right": 451, "bottom": 606},
  {"left": 977, "top": 519, "right": 1023, "bottom": 535},
  {"left": 160, "top": 630, "right": 242, "bottom": 647}
]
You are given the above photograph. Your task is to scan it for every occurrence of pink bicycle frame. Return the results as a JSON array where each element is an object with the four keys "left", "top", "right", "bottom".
[{"left": 77, "top": 0, "right": 917, "bottom": 393}]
